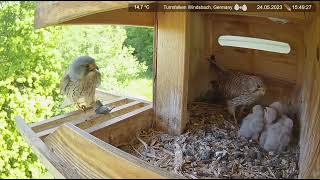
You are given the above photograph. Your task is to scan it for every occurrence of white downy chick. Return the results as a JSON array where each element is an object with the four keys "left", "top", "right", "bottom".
[
  {"left": 270, "top": 101, "right": 289, "bottom": 116},
  {"left": 259, "top": 115, "right": 293, "bottom": 152},
  {"left": 264, "top": 107, "right": 278, "bottom": 126},
  {"left": 238, "top": 105, "right": 264, "bottom": 141}
]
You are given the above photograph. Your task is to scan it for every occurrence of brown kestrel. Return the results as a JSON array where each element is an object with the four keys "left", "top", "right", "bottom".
[
  {"left": 208, "top": 55, "right": 266, "bottom": 124},
  {"left": 60, "top": 56, "right": 101, "bottom": 111}
]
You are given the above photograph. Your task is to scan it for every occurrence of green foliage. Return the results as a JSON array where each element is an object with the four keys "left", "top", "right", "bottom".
[
  {"left": 0, "top": 1, "right": 152, "bottom": 178},
  {"left": 57, "top": 25, "right": 148, "bottom": 94},
  {"left": 0, "top": 1, "right": 63, "bottom": 178},
  {"left": 124, "top": 26, "right": 154, "bottom": 77},
  {"left": 124, "top": 78, "right": 153, "bottom": 101}
]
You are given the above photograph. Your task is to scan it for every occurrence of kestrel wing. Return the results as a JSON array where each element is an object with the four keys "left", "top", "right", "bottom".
[
  {"left": 96, "top": 70, "right": 101, "bottom": 87},
  {"left": 60, "top": 73, "right": 71, "bottom": 94},
  {"left": 228, "top": 93, "right": 257, "bottom": 107}
]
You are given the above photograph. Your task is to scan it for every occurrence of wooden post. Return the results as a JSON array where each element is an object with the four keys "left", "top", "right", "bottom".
[
  {"left": 298, "top": 4, "right": 320, "bottom": 178},
  {"left": 154, "top": 11, "right": 190, "bottom": 135}
]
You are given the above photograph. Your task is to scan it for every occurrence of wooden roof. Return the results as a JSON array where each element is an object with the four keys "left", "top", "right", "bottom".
[
  {"left": 34, "top": 1, "right": 307, "bottom": 29},
  {"left": 34, "top": 1, "right": 155, "bottom": 28}
]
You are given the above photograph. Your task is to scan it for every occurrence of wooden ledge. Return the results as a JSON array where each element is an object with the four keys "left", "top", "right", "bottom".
[
  {"left": 31, "top": 97, "right": 130, "bottom": 133},
  {"left": 43, "top": 123, "right": 183, "bottom": 178},
  {"left": 36, "top": 101, "right": 145, "bottom": 139}
]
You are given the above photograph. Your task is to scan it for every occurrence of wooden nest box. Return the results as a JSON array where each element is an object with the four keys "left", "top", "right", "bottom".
[{"left": 16, "top": 1, "right": 320, "bottom": 179}]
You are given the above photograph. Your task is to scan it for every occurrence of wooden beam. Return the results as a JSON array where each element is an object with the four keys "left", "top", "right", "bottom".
[
  {"left": 43, "top": 123, "right": 183, "bottom": 178},
  {"left": 76, "top": 101, "right": 145, "bottom": 130},
  {"left": 96, "top": 88, "right": 152, "bottom": 105},
  {"left": 88, "top": 105, "right": 153, "bottom": 146},
  {"left": 155, "top": 11, "right": 190, "bottom": 135},
  {"left": 36, "top": 101, "right": 145, "bottom": 139},
  {"left": 34, "top": 1, "right": 154, "bottom": 28},
  {"left": 31, "top": 97, "right": 130, "bottom": 133},
  {"left": 62, "top": 8, "right": 154, "bottom": 27},
  {"left": 199, "top": 1, "right": 305, "bottom": 23}
]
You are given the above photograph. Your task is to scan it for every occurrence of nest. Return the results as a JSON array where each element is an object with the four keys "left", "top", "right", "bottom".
[{"left": 120, "top": 102, "right": 300, "bottom": 179}]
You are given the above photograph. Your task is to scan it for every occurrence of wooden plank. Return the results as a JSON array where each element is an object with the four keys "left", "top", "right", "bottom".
[
  {"left": 155, "top": 11, "right": 190, "bottom": 135},
  {"left": 15, "top": 116, "right": 68, "bottom": 179},
  {"left": 63, "top": 8, "right": 154, "bottom": 27},
  {"left": 88, "top": 105, "right": 153, "bottom": 146},
  {"left": 298, "top": 5, "right": 320, "bottom": 178},
  {"left": 31, "top": 97, "right": 129, "bottom": 133},
  {"left": 96, "top": 88, "right": 152, "bottom": 105},
  {"left": 34, "top": 1, "right": 154, "bottom": 28},
  {"left": 43, "top": 123, "right": 183, "bottom": 179},
  {"left": 36, "top": 101, "right": 145, "bottom": 139},
  {"left": 76, "top": 101, "right": 145, "bottom": 130},
  {"left": 35, "top": 1, "right": 308, "bottom": 29},
  {"left": 210, "top": 13, "right": 303, "bottom": 83}
]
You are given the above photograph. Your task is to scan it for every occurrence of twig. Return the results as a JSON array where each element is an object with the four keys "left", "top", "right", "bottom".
[
  {"left": 255, "top": 171, "right": 273, "bottom": 179},
  {"left": 136, "top": 133, "right": 148, "bottom": 151},
  {"left": 145, "top": 153, "right": 162, "bottom": 160},
  {"left": 130, "top": 144, "right": 143, "bottom": 157},
  {"left": 267, "top": 167, "right": 277, "bottom": 179}
]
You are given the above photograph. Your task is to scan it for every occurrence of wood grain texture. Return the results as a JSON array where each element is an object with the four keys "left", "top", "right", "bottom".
[
  {"left": 63, "top": 8, "right": 154, "bottom": 27},
  {"left": 203, "top": 0, "right": 305, "bottom": 23},
  {"left": 210, "top": 14, "right": 303, "bottom": 83},
  {"left": 15, "top": 116, "right": 67, "bottom": 179},
  {"left": 187, "top": 13, "right": 304, "bottom": 103},
  {"left": 298, "top": 5, "right": 320, "bottom": 178},
  {"left": 43, "top": 123, "right": 183, "bottom": 179},
  {"left": 34, "top": 1, "right": 154, "bottom": 28},
  {"left": 155, "top": 11, "right": 190, "bottom": 135},
  {"left": 35, "top": 1, "right": 306, "bottom": 29},
  {"left": 36, "top": 101, "right": 145, "bottom": 139},
  {"left": 31, "top": 97, "right": 130, "bottom": 133},
  {"left": 187, "top": 13, "right": 217, "bottom": 103},
  {"left": 89, "top": 105, "right": 153, "bottom": 147}
]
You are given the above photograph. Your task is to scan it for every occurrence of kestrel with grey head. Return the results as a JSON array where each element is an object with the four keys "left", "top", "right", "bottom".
[{"left": 60, "top": 56, "right": 101, "bottom": 111}]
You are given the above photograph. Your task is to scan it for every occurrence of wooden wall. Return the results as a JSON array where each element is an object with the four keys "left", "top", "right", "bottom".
[
  {"left": 187, "top": 13, "right": 304, "bottom": 105},
  {"left": 187, "top": 13, "right": 217, "bottom": 102},
  {"left": 298, "top": 4, "right": 320, "bottom": 178}
]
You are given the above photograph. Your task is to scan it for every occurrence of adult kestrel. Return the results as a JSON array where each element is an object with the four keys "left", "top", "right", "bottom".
[
  {"left": 60, "top": 56, "right": 101, "bottom": 111},
  {"left": 208, "top": 55, "right": 266, "bottom": 124}
]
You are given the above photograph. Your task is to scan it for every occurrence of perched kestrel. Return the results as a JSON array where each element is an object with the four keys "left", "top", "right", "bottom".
[
  {"left": 60, "top": 56, "right": 101, "bottom": 111},
  {"left": 208, "top": 55, "right": 266, "bottom": 124}
]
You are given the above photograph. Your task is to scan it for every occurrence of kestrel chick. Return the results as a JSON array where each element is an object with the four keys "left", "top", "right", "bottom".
[
  {"left": 264, "top": 107, "right": 278, "bottom": 125},
  {"left": 259, "top": 115, "right": 293, "bottom": 152},
  {"left": 270, "top": 101, "right": 289, "bottom": 116},
  {"left": 60, "top": 56, "right": 101, "bottom": 111},
  {"left": 238, "top": 105, "right": 264, "bottom": 141},
  {"left": 208, "top": 55, "right": 266, "bottom": 124}
]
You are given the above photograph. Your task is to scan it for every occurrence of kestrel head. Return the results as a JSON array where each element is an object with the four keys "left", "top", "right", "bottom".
[
  {"left": 69, "top": 56, "right": 99, "bottom": 81},
  {"left": 252, "top": 104, "right": 263, "bottom": 114},
  {"left": 264, "top": 107, "right": 277, "bottom": 124},
  {"left": 249, "top": 76, "right": 266, "bottom": 96}
]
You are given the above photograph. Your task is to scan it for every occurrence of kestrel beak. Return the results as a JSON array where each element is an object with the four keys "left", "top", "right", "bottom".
[
  {"left": 88, "top": 63, "right": 98, "bottom": 71},
  {"left": 258, "top": 87, "right": 266, "bottom": 95}
]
